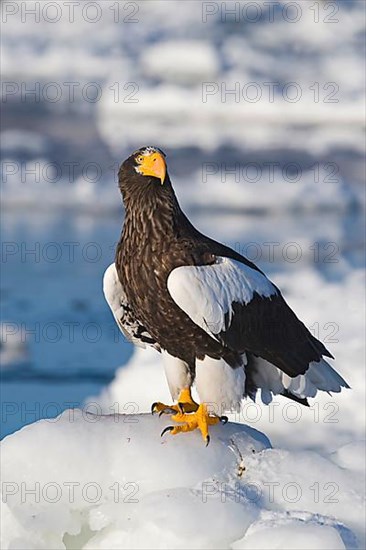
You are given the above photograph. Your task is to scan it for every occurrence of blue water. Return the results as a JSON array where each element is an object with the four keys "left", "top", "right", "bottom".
[
  {"left": 1, "top": 211, "right": 131, "bottom": 437},
  {"left": 1, "top": 205, "right": 363, "bottom": 438}
]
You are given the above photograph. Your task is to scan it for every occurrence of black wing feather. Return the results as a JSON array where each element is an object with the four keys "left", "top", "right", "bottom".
[
  {"left": 216, "top": 291, "right": 333, "bottom": 378},
  {"left": 178, "top": 219, "right": 334, "bottom": 379}
]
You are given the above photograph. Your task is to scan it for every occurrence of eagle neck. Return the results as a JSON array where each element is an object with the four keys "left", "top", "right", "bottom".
[{"left": 122, "top": 184, "right": 182, "bottom": 253}]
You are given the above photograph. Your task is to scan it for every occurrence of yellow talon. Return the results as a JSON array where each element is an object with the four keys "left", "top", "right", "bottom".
[
  {"left": 152, "top": 388, "right": 228, "bottom": 445},
  {"left": 162, "top": 403, "right": 225, "bottom": 446},
  {"left": 151, "top": 387, "right": 199, "bottom": 416}
]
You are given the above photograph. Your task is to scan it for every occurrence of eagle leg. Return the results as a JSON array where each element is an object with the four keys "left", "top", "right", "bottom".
[
  {"left": 151, "top": 387, "right": 199, "bottom": 416},
  {"left": 161, "top": 403, "right": 228, "bottom": 446}
]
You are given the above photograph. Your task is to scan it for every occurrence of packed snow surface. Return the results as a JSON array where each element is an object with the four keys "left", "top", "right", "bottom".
[{"left": 1, "top": 411, "right": 364, "bottom": 550}]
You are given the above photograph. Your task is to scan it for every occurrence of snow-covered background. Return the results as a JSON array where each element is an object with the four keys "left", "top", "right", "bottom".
[{"left": 1, "top": 0, "right": 365, "bottom": 548}]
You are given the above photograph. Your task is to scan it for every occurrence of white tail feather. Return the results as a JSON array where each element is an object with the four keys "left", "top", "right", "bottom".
[{"left": 250, "top": 357, "right": 349, "bottom": 403}]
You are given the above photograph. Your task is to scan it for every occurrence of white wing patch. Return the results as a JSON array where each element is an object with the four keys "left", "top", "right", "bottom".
[
  {"left": 103, "top": 263, "right": 158, "bottom": 349},
  {"left": 103, "top": 264, "right": 128, "bottom": 328},
  {"left": 167, "top": 257, "right": 277, "bottom": 337}
]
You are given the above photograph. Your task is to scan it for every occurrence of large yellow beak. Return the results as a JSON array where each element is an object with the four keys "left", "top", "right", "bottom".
[{"left": 138, "top": 152, "right": 166, "bottom": 184}]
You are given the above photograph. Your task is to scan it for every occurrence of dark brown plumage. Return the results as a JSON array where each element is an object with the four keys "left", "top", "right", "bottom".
[{"left": 116, "top": 148, "right": 233, "bottom": 374}]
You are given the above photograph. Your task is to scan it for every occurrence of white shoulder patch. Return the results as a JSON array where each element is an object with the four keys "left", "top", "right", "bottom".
[{"left": 167, "top": 257, "right": 277, "bottom": 337}]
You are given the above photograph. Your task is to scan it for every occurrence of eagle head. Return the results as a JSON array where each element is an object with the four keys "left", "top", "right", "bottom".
[{"left": 120, "top": 146, "right": 167, "bottom": 187}]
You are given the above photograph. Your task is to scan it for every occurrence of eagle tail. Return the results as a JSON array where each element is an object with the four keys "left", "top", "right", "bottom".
[{"left": 245, "top": 355, "right": 349, "bottom": 406}]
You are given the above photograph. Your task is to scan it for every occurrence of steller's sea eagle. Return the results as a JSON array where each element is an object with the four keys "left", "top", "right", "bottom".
[{"left": 103, "top": 146, "right": 349, "bottom": 445}]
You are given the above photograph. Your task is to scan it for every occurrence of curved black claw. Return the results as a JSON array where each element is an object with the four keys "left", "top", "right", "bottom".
[
  {"left": 151, "top": 402, "right": 158, "bottom": 415},
  {"left": 205, "top": 435, "right": 210, "bottom": 447},
  {"left": 158, "top": 407, "right": 177, "bottom": 417},
  {"left": 178, "top": 402, "right": 185, "bottom": 414},
  {"left": 161, "top": 426, "right": 174, "bottom": 438},
  {"left": 220, "top": 415, "right": 229, "bottom": 424}
]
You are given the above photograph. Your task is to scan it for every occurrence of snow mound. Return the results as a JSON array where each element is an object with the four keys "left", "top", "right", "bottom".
[
  {"left": 233, "top": 513, "right": 350, "bottom": 550},
  {"left": 1, "top": 411, "right": 363, "bottom": 549}
]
